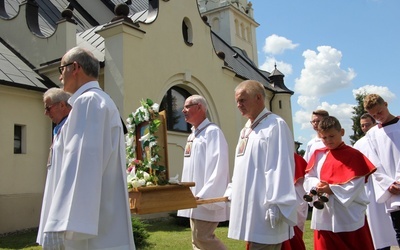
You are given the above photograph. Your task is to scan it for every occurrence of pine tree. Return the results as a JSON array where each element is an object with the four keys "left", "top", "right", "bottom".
[{"left": 350, "top": 93, "right": 367, "bottom": 145}]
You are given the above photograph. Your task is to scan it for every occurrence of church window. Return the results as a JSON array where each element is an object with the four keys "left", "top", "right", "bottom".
[
  {"left": 235, "top": 19, "right": 239, "bottom": 36},
  {"left": 212, "top": 17, "right": 220, "bottom": 32},
  {"left": 246, "top": 26, "right": 251, "bottom": 42},
  {"left": 160, "top": 87, "right": 192, "bottom": 133},
  {"left": 182, "top": 18, "right": 193, "bottom": 46},
  {"left": 240, "top": 23, "right": 246, "bottom": 40},
  {"left": 14, "top": 124, "right": 25, "bottom": 154}
]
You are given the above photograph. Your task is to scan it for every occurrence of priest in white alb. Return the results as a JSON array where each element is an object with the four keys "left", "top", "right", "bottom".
[
  {"left": 227, "top": 80, "right": 297, "bottom": 250},
  {"left": 37, "top": 47, "right": 135, "bottom": 250}
]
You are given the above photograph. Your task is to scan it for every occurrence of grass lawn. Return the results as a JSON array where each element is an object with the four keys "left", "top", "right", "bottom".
[{"left": 0, "top": 218, "right": 314, "bottom": 250}]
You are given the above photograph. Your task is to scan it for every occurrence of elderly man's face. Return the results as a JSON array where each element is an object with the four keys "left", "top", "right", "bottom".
[
  {"left": 182, "top": 99, "right": 201, "bottom": 126},
  {"left": 59, "top": 55, "right": 78, "bottom": 94},
  {"left": 44, "top": 99, "right": 63, "bottom": 124},
  {"left": 235, "top": 89, "right": 259, "bottom": 121}
]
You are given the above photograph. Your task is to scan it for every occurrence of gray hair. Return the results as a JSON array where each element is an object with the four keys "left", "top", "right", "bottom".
[
  {"left": 235, "top": 80, "right": 266, "bottom": 101},
  {"left": 43, "top": 87, "right": 71, "bottom": 106},
  {"left": 63, "top": 47, "right": 99, "bottom": 78},
  {"left": 187, "top": 95, "right": 207, "bottom": 112}
]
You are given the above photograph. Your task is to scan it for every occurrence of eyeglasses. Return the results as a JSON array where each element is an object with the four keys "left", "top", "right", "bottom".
[
  {"left": 58, "top": 62, "right": 74, "bottom": 74},
  {"left": 44, "top": 103, "right": 59, "bottom": 112},
  {"left": 184, "top": 103, "right": 198, "bottom": 109},
  {"left": 310, "top": 120, "right": 320, "bottom": 124}
]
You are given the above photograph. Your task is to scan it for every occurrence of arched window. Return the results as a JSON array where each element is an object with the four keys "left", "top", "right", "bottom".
[
  {"left": 246, "top": 26, "right": 251, "bottom": 42},
  {"left": 212, "top": 17, "right": 220, "bottom": 32},
  {"left": 182, "top": 17, "right": 193, "bottom": 46},
  {"left": 160, "top": 87, "right": 192, "bottom": 133},
  {"left": 234, "top": 19, "right": 239, "bottom": 36},
  {"left": 240, "top": 23, "right": 246, "bottom": 40}
]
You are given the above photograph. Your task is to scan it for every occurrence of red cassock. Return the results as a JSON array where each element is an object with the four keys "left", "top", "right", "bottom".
[{"left": 281, "top": 154, "right": 308, "bottom": 250}]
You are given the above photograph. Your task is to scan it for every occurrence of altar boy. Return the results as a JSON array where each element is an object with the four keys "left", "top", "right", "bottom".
[{"left": 304, "top": 116, "right": 375, "bottom": 250}]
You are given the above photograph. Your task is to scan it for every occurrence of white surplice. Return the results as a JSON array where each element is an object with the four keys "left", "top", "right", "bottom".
[
  {"left": 294, "top": 179, "right": 308, "bottom": 232},
  {"left": 353, "top": 136, "right": 397, "bottom": 249},
  {"left": 178, "top": 118, "right": 230, "bottom": 222},
  {"left": 228, "top": 109, "right": 297, "bottom": 245},
  {"left": 303, "top": 136, "right": 325, "bottom": 163},
  {"left": 365, "top": 121, "right": 400, "bottom": 212},
  {"left": 303, "top": 151, "right": 369, "bottom": 232},
  {"left": 37, "top": 81, "right": 135, "bottom": 250}
]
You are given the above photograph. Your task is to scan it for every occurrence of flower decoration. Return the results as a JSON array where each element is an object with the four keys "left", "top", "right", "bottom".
[{"left": 126, "top": 99, "right": 167, "bottom": 190}]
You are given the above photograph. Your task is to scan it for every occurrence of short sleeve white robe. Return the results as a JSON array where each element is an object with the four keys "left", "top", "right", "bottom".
[
  {"left": 228, "top": 109, "right": 297, "bottom": 245},
  {"left": 37, "top": 81, "right": 135, "bottom": 250},
  {"left": 177, "top": 119, "right": 230, "bottom": 222},
  {"left": 353, "top": 136, "right": 397, "bottom": 249},
  {"left": 364, "top": 120, "right": 400, "bottom": 213}
]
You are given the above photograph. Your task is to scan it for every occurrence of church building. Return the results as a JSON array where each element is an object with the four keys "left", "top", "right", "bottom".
[{"left": 0, "top": 0, "right": 293, "bottom": 233}]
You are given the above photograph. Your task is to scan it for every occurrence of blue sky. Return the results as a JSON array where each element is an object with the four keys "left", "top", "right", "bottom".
[{"left": 250, "top": 0, "right": 400, "bottom": 149}]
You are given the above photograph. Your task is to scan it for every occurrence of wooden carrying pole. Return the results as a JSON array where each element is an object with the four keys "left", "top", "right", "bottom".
[{"left": 196, "top": 197, "right": 229, "bottom": 204}]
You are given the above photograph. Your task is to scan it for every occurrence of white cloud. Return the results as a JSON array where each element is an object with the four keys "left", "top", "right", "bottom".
[
  {"left": 294, "top": 109, "right": 312, "bottom": 129},
  {"left": 294, "top": 100, "right": 355, "bottom": 144},
  {"left": 296, "top": 95, "right": 320, "bottom": 110},
  {"left": 294, "top": 46, "right": 356, "bottom": 96},
  {"left": 262, "top": 34, "right": 299, "bottom": 55},
  {"left": 352, "top": 85, "right": 396, "bottom": 102},
  {"left": 259, "top": 56, "right": 293, "bottom": 75}
]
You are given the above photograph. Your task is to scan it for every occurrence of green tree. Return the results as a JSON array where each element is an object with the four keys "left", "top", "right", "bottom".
[{"left": 350, "top": 92, "right": 367, "bottom": 145}]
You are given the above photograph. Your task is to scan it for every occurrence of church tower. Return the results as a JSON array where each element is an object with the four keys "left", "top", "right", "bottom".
[{"left": 198, "top": 0, "right": 259, "bottom": 66}]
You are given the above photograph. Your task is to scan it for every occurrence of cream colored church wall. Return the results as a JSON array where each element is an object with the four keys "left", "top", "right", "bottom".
[
  {"left": 98, "top": 0, "right": 247, "bottom": 178},
  {"left": 0, "top": 85, "right": 51, "bottom": 233},
  {"left": 0, "top": 0, "right": 294, "bottom": 234},
  {"left": 270, "top": 93, "right": 294, "bottom": 133}
]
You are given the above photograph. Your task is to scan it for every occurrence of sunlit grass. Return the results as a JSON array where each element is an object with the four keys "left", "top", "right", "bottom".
[{"left": 0, "top": 218, "right": 314, "bottom": 250}]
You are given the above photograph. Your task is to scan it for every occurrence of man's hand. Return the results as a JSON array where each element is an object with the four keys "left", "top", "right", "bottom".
[
  {"left": 388, "top": 182, "right": 400, "bottom": 195},
  {"left": 42, "top": 231, "right": 65, "bottom": 250},
  {"left": 316, "top": 181, "right": 333, "bottom": 195},
  {"left": 265, "top": 205, "right": 281, "bottom": 228}
]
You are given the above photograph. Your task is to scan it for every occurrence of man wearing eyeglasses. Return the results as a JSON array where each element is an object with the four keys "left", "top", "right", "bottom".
[
  {"left": 43, "top": 88, "right": 71, "bottom": 137},
  {"left": 303, "top": 109, "right": 329, "bottom": 162},
  {"left": 178, "top": 95, "right": 230, "bottom": 250},
  {"left": 37, "top": 47, "right": 135, "bottom": 250}
]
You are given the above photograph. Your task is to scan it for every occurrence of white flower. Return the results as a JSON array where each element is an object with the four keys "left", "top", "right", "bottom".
[
  {"left": 126, "top": 136, "right": 133, "bottom": 146},
  {"left": 129, "top": 167, "right": 136, "bottom": 176},
  {"left": 143, "top": 171, "right": 151, "bottom": 181},
  {"left": 152, "top": 103, "right": 160, "bottom": 112},
  {"left": 138, "top": 179, "right": 146, "bottom": 186},
  {"left": 126, "top": 116, "right": 133, "bottom": 125},
  {"left": 146, "top": 182, "right": 155, "bottom": 186},
  {"left": 127, "top": 174, "right": 134, "bottom": 183},
  {"left": 131, "top": 180, "right": 141, "bottom": 188},
  {"left": 136, "top": 106, "right": 150, "bottom": 122},
  {"left": 125, "top": 99, "right": 163, "bottom": 190}
]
